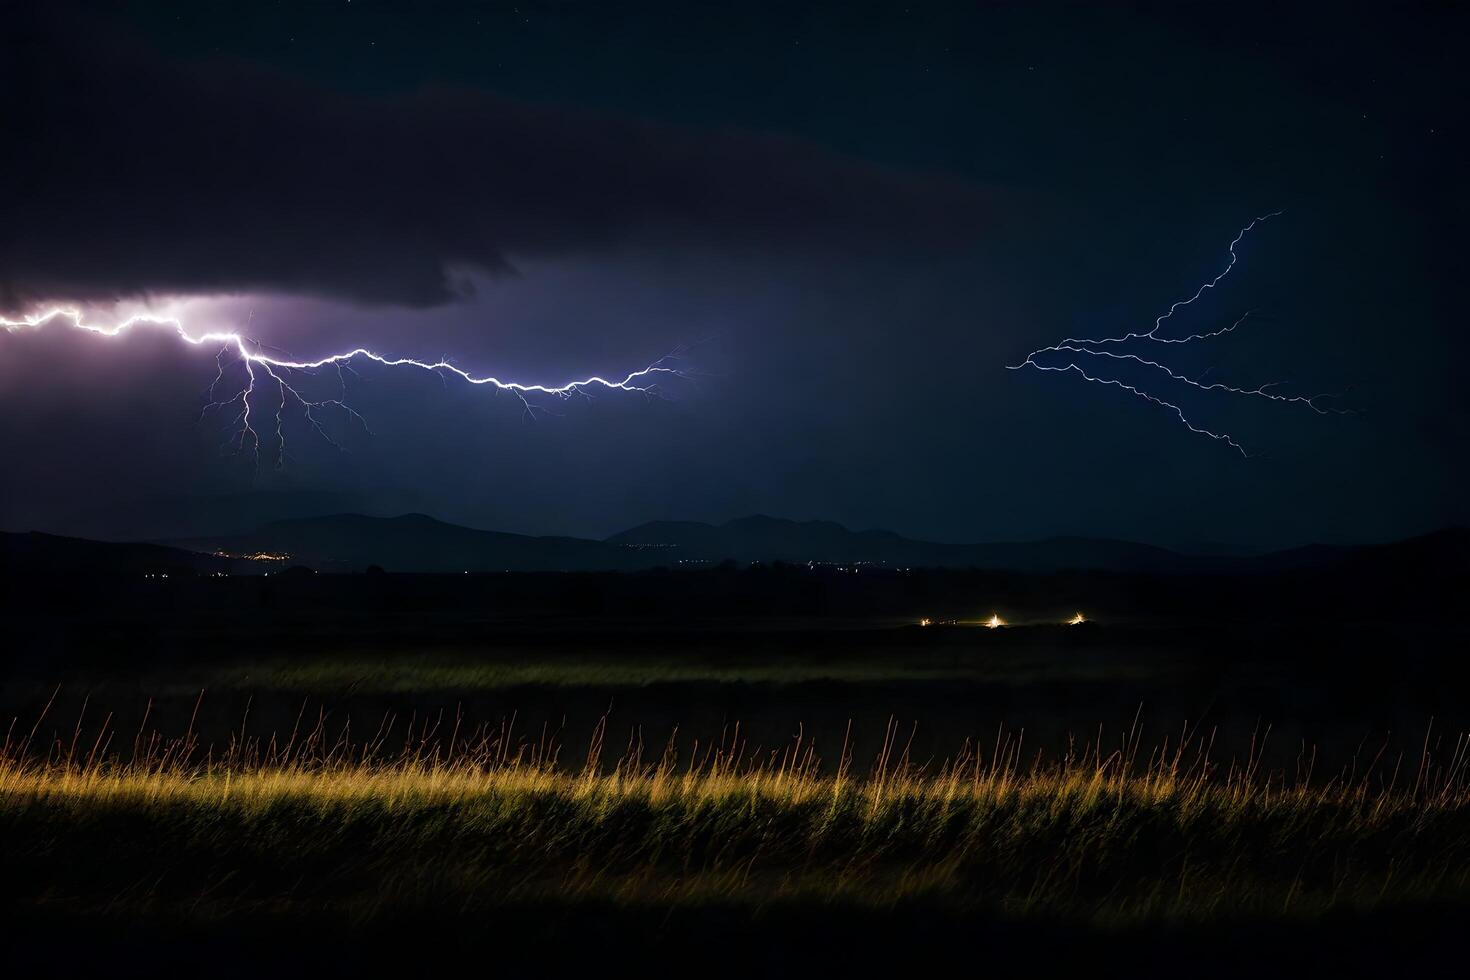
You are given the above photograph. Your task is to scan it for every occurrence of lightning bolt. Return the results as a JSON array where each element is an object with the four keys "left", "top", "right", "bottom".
[
  {"left": 1008, "top": 212, "right": 1349, "bottom": 457},
  {"left": 2, "top": 307, "right": 687, "bottom": 469}
]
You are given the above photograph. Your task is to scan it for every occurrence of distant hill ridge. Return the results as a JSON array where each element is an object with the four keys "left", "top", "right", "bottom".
[
  {"left": 170, "top": 512, "right": 635, "bottom": 573},
  {"left": 2, "top": 513, "right": 1465, "bottom": 576},
  {"left": 0, "top": 531, "right": 238, "bottom": 575},
  {"left": 607, "top": 514, "right": 1203, "bottom": 572}
]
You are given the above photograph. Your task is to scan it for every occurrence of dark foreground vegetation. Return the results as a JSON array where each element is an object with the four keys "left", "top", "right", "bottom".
[
  {"left": 6, "top": 717, "right": 1470, "bottom": 977},
  {"left": 1, "top": 547, "right": 1467, "bottom": 976}
]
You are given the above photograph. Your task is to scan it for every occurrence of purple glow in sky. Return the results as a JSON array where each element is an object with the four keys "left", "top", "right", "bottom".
[
  {"left": 0, "top": 3, "right": 1462, "bottom": 551},
  {"left": 3, "top": 293, "right": 695, "bottom": 471}
]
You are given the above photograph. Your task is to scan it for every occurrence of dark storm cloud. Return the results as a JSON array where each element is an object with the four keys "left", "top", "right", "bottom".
[{"left": 0, "top": 9, "right": 989, "bottom": 311}]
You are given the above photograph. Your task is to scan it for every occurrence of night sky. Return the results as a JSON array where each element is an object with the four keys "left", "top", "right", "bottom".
[{"left": 1, "top": 1, "right": 1464, "bottom": 551}]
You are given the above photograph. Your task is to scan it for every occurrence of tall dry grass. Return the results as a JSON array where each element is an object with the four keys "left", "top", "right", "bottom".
[{"left": 6, "top": 694, "right": 1470, "bottom": 924}]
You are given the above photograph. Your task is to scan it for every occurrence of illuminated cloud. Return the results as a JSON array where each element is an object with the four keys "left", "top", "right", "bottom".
[{"left": 2, "top": 306, "right": 689, "bottom": 470}]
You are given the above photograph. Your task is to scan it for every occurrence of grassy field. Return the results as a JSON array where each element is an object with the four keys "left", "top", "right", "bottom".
[
  {"left": 8, "top": 724, "right": 1470, "bottom": 975},
  {"left": 7, "top": 708, "right": 1470, "bottom": 933},
  {"left": 5, "top": 569, "right": 1469, "bottom": 974}
]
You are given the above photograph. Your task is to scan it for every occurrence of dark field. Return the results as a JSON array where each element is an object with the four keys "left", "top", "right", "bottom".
[{"left": 3, "top": 559, "right": 1468, "bottom": 976}]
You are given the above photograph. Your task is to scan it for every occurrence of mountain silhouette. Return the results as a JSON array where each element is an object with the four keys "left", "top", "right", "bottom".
[
  {"left": 4, "top": 512, "right": 1464, "bottom": 578},
  {"left": 168, "top": 513, "right": 639, "bottom": 573},
  {"left": 607, "top": 515, "right": 1211, "bottom": 572}
]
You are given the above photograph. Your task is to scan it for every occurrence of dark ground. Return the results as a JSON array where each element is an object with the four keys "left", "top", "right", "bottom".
[
  {"left": 3, "top": 556, "right": 1466, "bottom": 770},
  {"left": 2, "top": 554, "right": 1467, "bottom": 977},
  {"left": 5, "top": 903, "right": 1467, "bottom": 978}
]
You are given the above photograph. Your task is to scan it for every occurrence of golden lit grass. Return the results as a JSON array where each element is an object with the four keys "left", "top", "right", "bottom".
[{"left": 6, "top": 704, "right": 1470, "bottom": 926}]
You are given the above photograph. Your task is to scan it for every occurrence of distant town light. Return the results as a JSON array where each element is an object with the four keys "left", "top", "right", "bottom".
[
  {"left": 986, "top": 614, "right": 1004, "bottom": 629},
  {"left": 1069, "top": 611, "right": 1085, "bottom": 625},
  {"left": 213, "top": 549, "right": 291, "bottom": 562},
  {"left": 919, "top": 618, "right": 932, "bottom": 627}
]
